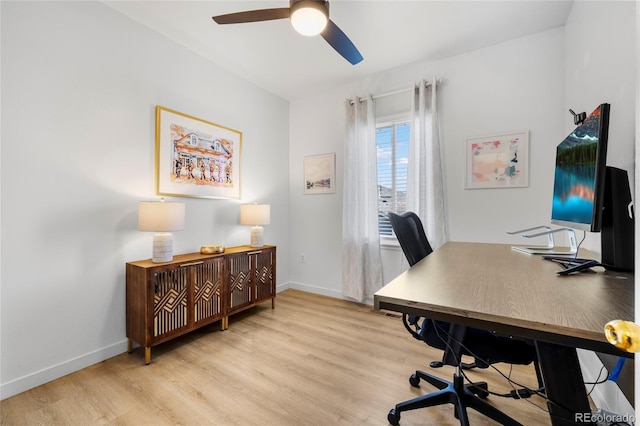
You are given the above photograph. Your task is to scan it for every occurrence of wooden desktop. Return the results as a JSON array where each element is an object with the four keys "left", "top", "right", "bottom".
[{"left": 374, "top": 242, "right": 634, "bottom": 426}]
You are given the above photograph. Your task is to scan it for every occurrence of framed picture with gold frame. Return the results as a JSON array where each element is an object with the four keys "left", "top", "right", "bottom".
[{"left": 155, "top": 106, "right": 242, "bottom": 199}]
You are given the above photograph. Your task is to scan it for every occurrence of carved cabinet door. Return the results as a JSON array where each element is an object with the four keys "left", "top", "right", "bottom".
[
  {"left": 227, "top": 247, "right": 275, "bottom": 314},
  {"left": 192, "top": 258, "right": 224, "bottom": 327},
  {"left": 152, "top": 267, "right": 189, "bottom": 339}
]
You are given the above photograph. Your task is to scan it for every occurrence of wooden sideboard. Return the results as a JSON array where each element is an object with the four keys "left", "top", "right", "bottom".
[{"left": 126, "top": 245, "right": 276, "bottom": 364}]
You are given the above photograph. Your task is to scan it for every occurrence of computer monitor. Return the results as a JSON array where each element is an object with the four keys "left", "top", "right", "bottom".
[
  {"left": 550, "top": 103, "right": 610, "bottom": 232},
  {"left": 550, "top": 103, "right": 634, "bottom": 272}
]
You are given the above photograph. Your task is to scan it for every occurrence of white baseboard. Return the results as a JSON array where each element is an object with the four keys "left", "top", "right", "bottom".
[
  {"left": 278, "top": 281, "right": 343, "bottom": 299},
  {"left": 278, "top": 281, "right": 375, "bottom": 305},
  {"left": 1, "top": 340, "right": 128, "bottom": 400},
  {"left": 577, "top": 349, "right": 635, "bottom": 418}
]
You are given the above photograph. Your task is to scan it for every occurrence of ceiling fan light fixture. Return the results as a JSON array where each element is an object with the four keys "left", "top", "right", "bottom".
[
  {"left": 212, "top": 0, "right": 362, "bottom": 65},
  {"left": 290, "top": 3, "right": 328, "bottom": 36}
]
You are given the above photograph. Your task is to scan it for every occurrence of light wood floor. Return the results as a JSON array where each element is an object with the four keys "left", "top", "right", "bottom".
[{"left": 1, "top": 289, "right": 552, "bottom": 425}]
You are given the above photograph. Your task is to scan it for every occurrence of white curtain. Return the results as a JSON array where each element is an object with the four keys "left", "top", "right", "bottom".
[
  {"left": 407, "top": 79, "right": 447, "bottom": 250},
  {"left": 342, "top": 95, "right": 383, "bottom": 302}
]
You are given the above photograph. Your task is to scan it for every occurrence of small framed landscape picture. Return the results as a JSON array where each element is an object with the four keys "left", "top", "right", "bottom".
[
  {"left": 465, "top": 131, "right": 529, "bottom": 189},
  {"left": 304, "top": 153, "right": 335, "bottom": 195}
]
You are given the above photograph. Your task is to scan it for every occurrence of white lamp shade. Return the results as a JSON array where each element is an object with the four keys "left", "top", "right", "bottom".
[
  {"left": 240, "top": 204, "right": 271, "bottom": 226},
  {"left": 138, "top": 201, "right": 185, "bottom": 232},
  {"left": 240, "top": 204, "right": 270, "bottom": 248},
  {"left": 290, "top": 3, "right": 328, "bottom": 36},
  {"left": 139, "top": 201, "right": 185, "bottom": 263}
]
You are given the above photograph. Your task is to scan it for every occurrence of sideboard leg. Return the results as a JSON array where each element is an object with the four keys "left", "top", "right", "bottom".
[
  {"left": 144, "top": 347, "right": 151, "bottom": 365},
  {"left": 272, "top": 298, "right": 275, "bottom": 309},
  {"left": 127, "top": 338, "right": 133, "bottom": 353}
]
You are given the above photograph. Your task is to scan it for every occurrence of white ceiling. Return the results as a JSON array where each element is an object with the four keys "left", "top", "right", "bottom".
[{"left": 102, "top": 1, "right": 574, "bottom": 101}]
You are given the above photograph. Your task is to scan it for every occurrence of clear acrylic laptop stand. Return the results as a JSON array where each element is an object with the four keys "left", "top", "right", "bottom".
[{"left": 508, "top": 226, "right": 578, "bottom": 256}]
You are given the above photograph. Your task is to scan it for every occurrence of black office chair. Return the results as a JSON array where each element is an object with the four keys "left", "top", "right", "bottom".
[
  {"left": 388, "top": 212, "right": 476, "bottom": 370},
  {"left": 387, "top": 212, "right": 540, "bottom": 426}
]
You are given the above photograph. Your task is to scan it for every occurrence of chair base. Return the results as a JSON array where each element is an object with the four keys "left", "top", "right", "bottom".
[
  {"left": 430, "top": 360, "right": 480, "bottom": 370},
  {"left": 387, "top": 371, "right": 523, "bottom": 426}
]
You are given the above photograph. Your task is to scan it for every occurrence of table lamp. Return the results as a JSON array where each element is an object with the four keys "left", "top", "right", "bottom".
[
  {"left": 240, "top": 203, "right": 270, "bottom": 247},
  {"left": 138, "top": 199, "right": 186, "bottom": 263}
]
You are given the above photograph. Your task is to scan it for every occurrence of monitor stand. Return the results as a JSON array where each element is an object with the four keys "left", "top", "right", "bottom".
[{"left": 509, "top": 227, "right": 578, "bottom": 256}]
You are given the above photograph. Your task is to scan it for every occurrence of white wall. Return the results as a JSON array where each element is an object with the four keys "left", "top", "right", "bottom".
[
  {"left": 288, "top": 0, "right": 636, "bottom": 294},
  {"left": 0, "top": 1, "right": 290, "bottom": 398},
  {"left": 289, "top": 28, "right": 566, "bottom": 296},
  {"left": 564, "top": 1, "right": 636, "bottom": 417},
  {"left": 564, "top": 0, "right": 636, "bottom": 253}
]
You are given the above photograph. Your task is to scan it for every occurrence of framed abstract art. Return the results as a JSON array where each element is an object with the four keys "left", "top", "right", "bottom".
[{"left": 465, "top": 131, "right": 529, "bottom": 189}]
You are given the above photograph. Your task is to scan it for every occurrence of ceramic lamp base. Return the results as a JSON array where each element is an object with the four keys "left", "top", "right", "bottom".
[
  {"left": 250, "top": 225, "right": 264, "bottom": 248},
  {"left": 152, "top": 233, "right": 174, "bottom": 263}
]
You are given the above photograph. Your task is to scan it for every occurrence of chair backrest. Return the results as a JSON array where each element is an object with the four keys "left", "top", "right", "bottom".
[{"left": 388, "top": 212, "right": 433, "bottom": 267}]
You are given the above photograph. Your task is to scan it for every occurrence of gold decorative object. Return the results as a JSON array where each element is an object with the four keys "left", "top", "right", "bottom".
[
  {"left": 200, "top": 245, "right": 225, "bottom": 254},
  {"left": 604, "top": 319, "right": 640, "bottom": 353}
]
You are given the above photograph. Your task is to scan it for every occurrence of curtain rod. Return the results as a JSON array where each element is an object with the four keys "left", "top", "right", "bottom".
[
  {"left": 348, "top": 79, "right": 438, "bottom": 105},
  {"left": 372, "top": 86, "right": 413, "bottom": 100}
]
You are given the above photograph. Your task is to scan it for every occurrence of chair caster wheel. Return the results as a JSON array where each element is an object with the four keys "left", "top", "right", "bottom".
[
  {"left": 388, "top": 408, "right": 400, "bottom": 425},
  {"left": 409, "top": 374, "right": 420, "bottom": 387}
]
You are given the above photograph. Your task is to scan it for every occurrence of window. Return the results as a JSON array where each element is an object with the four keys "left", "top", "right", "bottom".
[{"left": 376, "top": 118, "right": 410, "bottom": 237}]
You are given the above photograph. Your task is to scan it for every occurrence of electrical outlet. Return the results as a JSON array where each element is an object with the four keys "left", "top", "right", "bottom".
[{"left": 300, "top": 253, "right": 305, "bottom": 263}]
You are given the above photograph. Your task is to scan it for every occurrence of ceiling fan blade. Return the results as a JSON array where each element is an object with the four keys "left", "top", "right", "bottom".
[
  {"left": 320, "top": 19, "right": 363, "bottom": 65},
  {"left": 212, "top": 8, "right": 290, "bottom": 25}
]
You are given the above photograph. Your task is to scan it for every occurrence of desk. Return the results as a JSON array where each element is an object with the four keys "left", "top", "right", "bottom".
[{"left": 374, "top": 242, "right": 634, "bottom": 426}]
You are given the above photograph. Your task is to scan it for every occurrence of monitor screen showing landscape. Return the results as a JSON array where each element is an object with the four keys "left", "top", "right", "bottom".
[{"left": 550, "top": 104, "right": 609, "bottom": 232}]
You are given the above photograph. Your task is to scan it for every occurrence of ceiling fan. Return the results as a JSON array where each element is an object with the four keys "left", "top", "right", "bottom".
[{"left": 212, "top": 0, "right": 363, "bottom": 65}]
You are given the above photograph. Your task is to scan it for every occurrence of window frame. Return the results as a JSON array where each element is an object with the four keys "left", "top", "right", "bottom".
[{"left": 375, "top": 112, "right": 411, "bottom": 246}]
